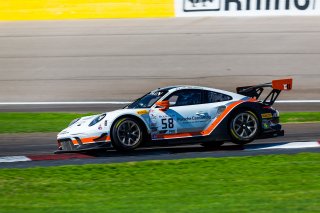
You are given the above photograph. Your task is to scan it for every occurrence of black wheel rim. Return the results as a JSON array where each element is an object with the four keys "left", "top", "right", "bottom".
[
  {"left": 232, "top": 112, "right": 258, "bottom": 139},
  {"left": 116, "top": 120, "right": 141, "bottom": 146}
]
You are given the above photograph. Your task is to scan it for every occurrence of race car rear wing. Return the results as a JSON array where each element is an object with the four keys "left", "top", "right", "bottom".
[{"left": 236, "top": 78, "right": 293, "bottom": 106}]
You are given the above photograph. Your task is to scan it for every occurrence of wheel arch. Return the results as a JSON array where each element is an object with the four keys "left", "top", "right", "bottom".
[
  {"left": 225, "top": 102, "right": 263, "bottom": 138},
  {"left": 227, "top": 103, "right": 262, "bottom": 143},
  {"left": 110, "top": 114, "right": 150, "bottom": 141},
  {"left": 229, "top": 102, "right": 262, "bottom": 123}
]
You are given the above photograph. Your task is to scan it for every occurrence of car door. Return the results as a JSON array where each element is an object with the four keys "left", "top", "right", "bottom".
[
  {"left": 150, "top": 89, "right": 213, "bottom": 136},
  {"left": 149, "top": 89, "right": 234, "bottom": 139}
]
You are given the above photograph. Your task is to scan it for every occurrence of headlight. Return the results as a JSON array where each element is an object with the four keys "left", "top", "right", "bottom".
[
  {"left": 59, "top": 130, "right": 69, "bottom": 135},
  {"left": 89, "top": 114, "right": 106, "bottom": 127},
  {"left": 68, "top": 118, "right": 80, "bottom": 127}
]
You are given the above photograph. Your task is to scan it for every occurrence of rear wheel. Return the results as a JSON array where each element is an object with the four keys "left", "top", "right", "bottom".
[
  {"left": 229, "top": 110, "right": 259, "bottom": 145},
  {"left": 111, "top": 118, "right": 144, "bottom": 151}
]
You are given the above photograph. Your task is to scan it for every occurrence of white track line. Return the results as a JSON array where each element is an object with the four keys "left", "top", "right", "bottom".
[
  {"left": 0, "top": 156, "right": 31, "bottom": 163},
  {"left": 0, "top": 100, "right": 319, "bottom": 105},
  {"left": 276, "top": 100, "right": 320, "bottom": 103},
  {"left": 246, "top": 141, "right": 320, "bottom": 150}
]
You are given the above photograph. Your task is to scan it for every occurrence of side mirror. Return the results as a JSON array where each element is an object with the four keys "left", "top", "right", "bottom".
[{"left": 155, "top": 100, "right": 169, "bottom": 111}]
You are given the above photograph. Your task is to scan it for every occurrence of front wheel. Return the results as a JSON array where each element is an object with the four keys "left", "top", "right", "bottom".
[
  {"left": 111, "top": 118, "right": 144, "bottom": 151},
  {"left": 229, "top": 111, "right": 259, "bottom": 145}
]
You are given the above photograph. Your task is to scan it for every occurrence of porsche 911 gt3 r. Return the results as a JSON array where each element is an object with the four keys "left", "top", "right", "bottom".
[{"left": 56, "top": 78, "right": 292, "bottom": 153}]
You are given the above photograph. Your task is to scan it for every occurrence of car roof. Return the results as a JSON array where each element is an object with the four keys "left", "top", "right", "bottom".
[
  {"left": 153, "top": 85, "right": 208, "bottom": 91},
  {"left": 154, "top": 85, "right": 224, "bottom": 92},
  {"left": 152, "top": 85, "right": 244, "bottom": 99}
]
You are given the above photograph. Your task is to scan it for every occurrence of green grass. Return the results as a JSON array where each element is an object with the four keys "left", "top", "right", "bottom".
[
  {"left": 0, "top": 153, "right": 319, "bottom": 212},
  {"left": 0, "top": 112, "right": 319, "bottom": 134},
  {"left": 280, "top": 112, "right": 320, "bottom": 123},
  {"left": 0, "top": 112, "right": 93, "bottom": 133}
]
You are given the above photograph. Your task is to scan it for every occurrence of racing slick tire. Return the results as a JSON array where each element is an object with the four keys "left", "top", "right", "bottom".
[
  {"left": 111, "top": 117, "right": 144, "bottom": 151},
  {"left": 200, "top": 141, "right": 224, "bottom": 149},
  {"left": 229, "top": 110, "right": 260, "bottom": 145}
]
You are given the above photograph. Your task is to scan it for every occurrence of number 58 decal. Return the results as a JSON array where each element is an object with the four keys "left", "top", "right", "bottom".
[{"left": 161, "top": 118, "right": 174, "bottom": 129}]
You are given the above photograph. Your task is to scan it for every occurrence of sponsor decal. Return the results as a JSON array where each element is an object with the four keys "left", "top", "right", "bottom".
[
  {"left": 98, "top": 124, "right": 102, "bottom": 130},
  {"left": 137, "top": 109, "right": 149, "bottom": 115},
  {"left": 184, "top": 0, "right": 221, "bottom": 11},
  {"left": 261, "top": 113, "right": 273, "bottom": 119},
  {"left": 176, "top": 0, "right": 319, "bottom": 16},
  {"left": 177, "top": 115, "right": 212, "bottom": 122},
  {"left": 159, "top": 114, "right": 175, "bottom": 118},
  {"left": 150, "top": 113, "right": 158, "bottom": 127},
  {"left": 262, "top": 120, "right": 270, "bottom": 129}
]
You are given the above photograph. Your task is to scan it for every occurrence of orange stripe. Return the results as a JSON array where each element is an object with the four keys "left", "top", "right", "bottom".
[
  {"left": 156, "top": 131, "right": 202, "bottom": 139},
  {"left": 201, "top": 100, "right": 243, "bottom": 135},
  {"left": 156, "top": 100, "right": 244, "bottom": 140},
  {"left": 72, "top": 135, "right": 111, "bottom": 145}
]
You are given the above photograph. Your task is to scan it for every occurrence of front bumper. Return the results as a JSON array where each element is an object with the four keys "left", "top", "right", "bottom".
[
  {"left": 54, "top": 140, "right": 112, "bottom": 154},
  {"left": 259, "top": 121, "right": 284, "bottom": 139},
  {"left": 55, "top": 133, "right": 112, "bottom": 154}
]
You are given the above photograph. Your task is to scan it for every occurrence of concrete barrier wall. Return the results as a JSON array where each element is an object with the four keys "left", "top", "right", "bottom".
[
  {"left": 0, "top": 0, "right": 174, "bottom": 21},
  {"left": 175, "top": 0, "right": 320, "bottom": 17}
]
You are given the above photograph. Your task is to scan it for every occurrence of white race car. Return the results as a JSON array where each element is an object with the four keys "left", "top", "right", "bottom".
[{"left": 56, "top": 79, "right": 292, "bottom": 153}]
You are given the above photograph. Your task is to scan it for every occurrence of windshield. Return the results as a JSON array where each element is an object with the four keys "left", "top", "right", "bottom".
[{"left": 125, "top": 89, "right": 168, "bottom": 109}]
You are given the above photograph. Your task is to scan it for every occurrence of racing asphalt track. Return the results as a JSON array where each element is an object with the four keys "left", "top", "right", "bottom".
[
  {"left": 0, "top": 123, "right": 319, "bottom": 168},
  {"left": 0, "top": 17, "right": 319, "bottom": 167}
]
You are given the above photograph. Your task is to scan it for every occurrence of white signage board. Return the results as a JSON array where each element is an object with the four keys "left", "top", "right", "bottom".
[{"left": 175, "top": 0, "right": 320, "bottom": 16}]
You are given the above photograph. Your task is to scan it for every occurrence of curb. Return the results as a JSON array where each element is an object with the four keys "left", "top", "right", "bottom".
[
  {"left": 0, "top": 141, "right": 319, "bottom": 163},
  {"left": 0, "top": 153, "right": 93, "bottom": 163},
  {"left": 245, "top": 141, "right": 320, "bottom": 151}
]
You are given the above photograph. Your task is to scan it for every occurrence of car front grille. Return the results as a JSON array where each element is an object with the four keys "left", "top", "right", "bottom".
[{"left": 58, "top": 139, "right": 76, "bottom": 151}]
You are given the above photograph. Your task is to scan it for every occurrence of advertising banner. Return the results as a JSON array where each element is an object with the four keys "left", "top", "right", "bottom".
[
  {"left": 0, "top": 0, "right": 174, "bottom": 21},
  {"left": 175, "top": 0, "right": 320, "bottom": 16}
]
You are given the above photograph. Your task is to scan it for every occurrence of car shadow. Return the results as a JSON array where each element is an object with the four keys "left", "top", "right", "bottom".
[{"left": 82, "top": 144, "right": 246, "bottom": 158}]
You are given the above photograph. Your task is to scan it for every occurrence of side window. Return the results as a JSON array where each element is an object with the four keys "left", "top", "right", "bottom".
[
  {"left": 165, "top": 89, "right": 202, "bottom": 107},
  {"left": 167, "top": 95, "right": 179, "bottom": 106},
  {"left": 203, "top": 90, "right": 232, "bottom": 103}
]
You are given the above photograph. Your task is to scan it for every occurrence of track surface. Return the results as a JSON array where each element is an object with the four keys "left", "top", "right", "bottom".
[
  {"left": 0, "top": 123, "right": 319, "bottom": 168},
  {"left": 1, "top": 123, "right": 319, "bottom": 156},
  {"left": 0, "top": 17, "right": 320, "bottom": 102}
]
